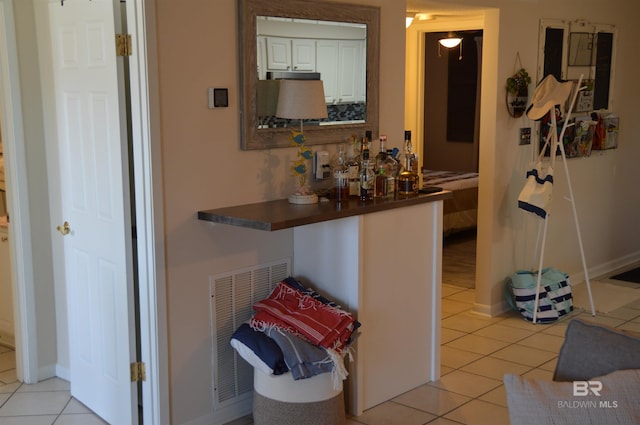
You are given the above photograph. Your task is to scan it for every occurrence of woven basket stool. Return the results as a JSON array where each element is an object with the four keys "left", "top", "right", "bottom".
[{"left": 253, "top": 368, "right": 346, "bottom": 425}]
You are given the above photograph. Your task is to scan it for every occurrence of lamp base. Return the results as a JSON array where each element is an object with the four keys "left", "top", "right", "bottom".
[{"left": 288, "top": 193, "right": 318, "bottom": 204}]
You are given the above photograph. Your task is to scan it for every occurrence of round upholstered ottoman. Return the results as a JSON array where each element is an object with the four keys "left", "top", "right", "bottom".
[{"left": 253, "top": 369, "right": 346, "bottom": 425}]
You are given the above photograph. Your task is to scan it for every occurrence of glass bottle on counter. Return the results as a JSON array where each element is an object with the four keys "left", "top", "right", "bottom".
[
  {"left": 374, "top": 169, "right": 388, "bottom": 199},
  {"left": 362, "top": 130, "right": 372, "bottom": 154},
  {"left": 374, "top": 135, "right": 388, "bottom": 198},
  {"left": 332, "top": 143, "right": 349, "bottom": 202},
  {"left": 398, "top": 130, "right": 419, "bottom": 195},
  {"left": 346, "top": 135, "right": 361, "bottom": 197},
  {"left": 359, "top": 148, "right": 375, "bottom": 202},
  {"left": 383, "top": 148, "right": 398, "bottom": 198},
  {"left": 375, "top": 135, "right": 388, "bottom": 168},
  {"left": 405, "top": 130, "right": 420, "bottom": 190}
]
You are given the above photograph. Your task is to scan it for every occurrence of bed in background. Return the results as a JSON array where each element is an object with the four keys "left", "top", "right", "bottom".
[{"left": 422, "top": 169, "right": 478, "bottom": 236}]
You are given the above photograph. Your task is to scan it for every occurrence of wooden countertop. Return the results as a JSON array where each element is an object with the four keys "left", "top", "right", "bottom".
[{"left": 197, "top": 190, "right": 452, "bottom": 231}]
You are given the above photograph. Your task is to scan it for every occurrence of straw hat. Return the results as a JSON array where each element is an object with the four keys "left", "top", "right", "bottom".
[{"left": 526, "top": 75, "right": 574, "bottom": 120}]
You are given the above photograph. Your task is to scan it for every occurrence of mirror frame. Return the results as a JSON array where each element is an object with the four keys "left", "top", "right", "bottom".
[{"left": 238, "top": 0, "right": 380, "bottom": 150}]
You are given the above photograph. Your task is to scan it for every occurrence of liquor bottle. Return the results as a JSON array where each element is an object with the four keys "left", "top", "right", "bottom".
[
  {"left": 346, "top": 135, "right": 361, "bottom": 197},
  {"left": 398, "top": 130, "right": 419, "bottom": 195},
  {"left": 397, "top": 169, "right": 417, "bottom": 196},
  {"left": 383, "top": 148, "right": 398, "bottom": 198},
  {"left": 375, "top": 135, "right": 388, "bottom": 168},
  {"left": 359, "top": 148, "right": 374, "bottom": 202},
  {"left": 373, "top": 135, "right": 388, "bottom": 198},
  {"left": 363, "top": 130, "right": 372, "bottom": 153},
  {"left": 332, "top": 143, "right": 349, "bottom": 202},
  {"left": 405, "top": 130, "right": 420, "bottom": 190},
  {"left": 374, "top": 169, "right": 388, "bottom": 199}
]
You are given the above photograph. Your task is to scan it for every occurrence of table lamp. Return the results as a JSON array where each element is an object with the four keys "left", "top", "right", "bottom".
[{"left": 276, "top": 79, "right": 328, "bottom": 204}]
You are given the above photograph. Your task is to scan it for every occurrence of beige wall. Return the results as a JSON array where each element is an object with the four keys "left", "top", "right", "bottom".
[
  {"left": 12, "top": 0, "right": 59, "bottom": 379},
  {"left": 155, "top": 0, "right": 405, "bottom": 422},
  {"left": 154, "top": 0, "right": 640, "bottom": 422},
  {"left": 406, "top": 0, "right": 640, "bottom": 316}
]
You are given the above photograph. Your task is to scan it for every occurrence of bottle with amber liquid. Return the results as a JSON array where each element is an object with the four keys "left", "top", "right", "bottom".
[
  {"left": 398, "top": 130, "right": 419, "bottom": 195},
  {"left": 405, "top": 130, "right": 420, "bottom": 190},
  {"left": 362, "top": 130, "right": 372, "bottom": 154}
]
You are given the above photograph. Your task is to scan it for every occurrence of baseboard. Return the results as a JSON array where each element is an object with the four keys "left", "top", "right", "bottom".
[
  {"left": 38, "top": 363, "right": 59, "bottom": 382},
  {"left": 55, "top": 364, "right": 70, "bottom": 382},
  {"left": 0, "top": 331, "right": 15, "bottom": 349},
  {"left": 581, "top": 251, "right": 640, "bottom": 282},
  {"left": 182, "top": 397, "right": 253, "bottom": 425},
  {"left": 471, "top": 301, "right": 510, "bottom": 318},
  {"left": 472, "top": 253, "right": 640, "bottom": 319}
]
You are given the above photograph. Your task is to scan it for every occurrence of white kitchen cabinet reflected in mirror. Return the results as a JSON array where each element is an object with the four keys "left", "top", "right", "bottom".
[{"left": 256, "top": 16, "right": 367, "bottom": 129}]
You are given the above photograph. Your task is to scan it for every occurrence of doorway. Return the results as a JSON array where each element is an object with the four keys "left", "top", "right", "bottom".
[
  {"left": 0, "top": 152, "right": 14, "bottom": 349},
  {"left": 423, "top": 29, "right": 482, "bottom": 290},
  {"left": 406, "top": 7, "right": 501, "bottom": 317},
  {"left": 0, "top": 0, "right": 37, "bottom": 384},
  {"left": 1, "top": 0, "right": 168, "bottom": 422},
  {"left": 423, "top": 30, "right": 482, "bottom": 174}
]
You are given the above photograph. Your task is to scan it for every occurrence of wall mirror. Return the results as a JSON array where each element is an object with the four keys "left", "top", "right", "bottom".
[{"left": 238, "top": 0, "right": 380, "bottom": 150}]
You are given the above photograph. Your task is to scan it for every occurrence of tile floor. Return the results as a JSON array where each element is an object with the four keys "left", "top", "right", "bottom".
[
  {"left": 344, "top": 284, "right": 640, "bottom": 425},
  {"left": 2, "top": 283, "right": 640, "bottom": 424},
  {"left": 0, "top": 345, "right": 107, "bottom": 424}
]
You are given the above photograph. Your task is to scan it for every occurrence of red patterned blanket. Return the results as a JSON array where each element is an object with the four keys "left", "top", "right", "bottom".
[{"left": 250, "top": 281, "right": 356, "bottom": 352}]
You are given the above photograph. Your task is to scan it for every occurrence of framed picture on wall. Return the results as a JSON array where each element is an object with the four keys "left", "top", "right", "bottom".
[
  {"left": 573, "top": 115, "right": 596, "bottom": 157},
  {"left": 574, "top": 80, "right": 594, "bottom": 112}
]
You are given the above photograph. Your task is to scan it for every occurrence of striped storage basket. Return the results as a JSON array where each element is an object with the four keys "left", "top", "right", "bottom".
[{"left": 504, "top": 268, "right": 573, "bottom": 323}]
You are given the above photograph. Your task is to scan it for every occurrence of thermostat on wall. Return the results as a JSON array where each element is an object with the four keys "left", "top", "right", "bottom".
[{"left": 208, "top": 88, "right": 228, "bottom": 108}]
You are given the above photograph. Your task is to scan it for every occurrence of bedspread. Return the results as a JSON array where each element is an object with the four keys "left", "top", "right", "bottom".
[
  {"left": 422, "top": 169, "right": 478, "bottom": 191},
  {"left": 423, "top": 169, "right": 479, "bottom": 235}
]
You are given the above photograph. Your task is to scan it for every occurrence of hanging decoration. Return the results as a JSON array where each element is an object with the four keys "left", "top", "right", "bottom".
[{"left": 506, "top": 53, "right": 531, "bottom": 118}]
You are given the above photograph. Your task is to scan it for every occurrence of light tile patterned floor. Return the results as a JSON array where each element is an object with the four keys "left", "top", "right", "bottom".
[
  {"left": 2, "top": 269, "right": 640, "bottom": 424},
  {"left": 344, "top": 284, "right": 640, "bottom": 425},
  {"left": 0, "top": 346, "right": 107, "bottom": 424},
  {"left": 224, "top": 275, "right": 640, "bottom": 425}
]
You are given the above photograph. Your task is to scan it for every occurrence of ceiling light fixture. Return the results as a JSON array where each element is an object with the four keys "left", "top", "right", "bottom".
[
  {"left": 438, "top": 32, "right": 463, "bottom": 48},
  {"left": 438, "top": 32, "right": 463, "bottom": 60}
]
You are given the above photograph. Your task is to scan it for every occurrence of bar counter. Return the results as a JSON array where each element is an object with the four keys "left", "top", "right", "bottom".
[{"left": 197, "top": 190, "right": 452, "bottom": 231}]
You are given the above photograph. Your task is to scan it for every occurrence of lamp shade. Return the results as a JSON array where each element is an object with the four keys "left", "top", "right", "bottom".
[
  {"left": 256, "top": 80, "right": 280, "bottom": 117},
  {"left": 276, "top": 79, "right": 328, "bottom": 120}
]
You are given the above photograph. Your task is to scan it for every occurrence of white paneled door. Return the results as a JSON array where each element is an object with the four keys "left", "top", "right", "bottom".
[{"left": 48, "top": 0, "right": 137, "bottom": 423}]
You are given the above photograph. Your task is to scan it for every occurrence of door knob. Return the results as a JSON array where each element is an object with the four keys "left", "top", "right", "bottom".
[{"left": 57, "top": 221, "right": 71, "bottom": 236}]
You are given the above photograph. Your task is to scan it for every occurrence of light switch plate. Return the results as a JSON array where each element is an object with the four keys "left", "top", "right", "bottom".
[
  {"left": 519, "top": 127, "right": 532, "bottom": 145},
  {"left": 314, "top": 151, "right": 331, "bottom": 180}
]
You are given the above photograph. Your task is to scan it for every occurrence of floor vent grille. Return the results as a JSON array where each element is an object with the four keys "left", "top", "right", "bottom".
[{"left": 210, "top": 258, "right": 290, "bottom": 409}]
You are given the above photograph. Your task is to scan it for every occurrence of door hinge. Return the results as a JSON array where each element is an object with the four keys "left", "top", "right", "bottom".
[
  {"left": 116, "top": 34, "right": 132, "bottom": 57},
  {"left": 130, "top": 362, "right": 146, "bottom": 382}
]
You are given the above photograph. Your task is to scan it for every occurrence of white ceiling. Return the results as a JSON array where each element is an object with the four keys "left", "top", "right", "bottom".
[{"left": 406, "top": 0, "right": 486, "bottom": 18}]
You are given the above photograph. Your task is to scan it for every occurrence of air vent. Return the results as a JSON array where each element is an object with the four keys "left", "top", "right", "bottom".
[{"left": 210, "top": 258, "right": 290, "bottom": 410}]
